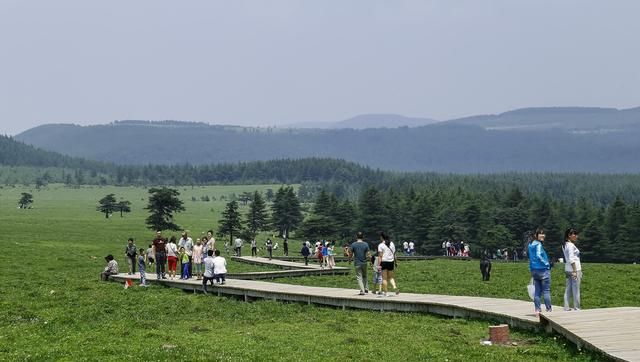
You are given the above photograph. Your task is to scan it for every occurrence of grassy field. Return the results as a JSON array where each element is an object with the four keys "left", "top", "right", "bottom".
[{"left": 0, "top": 184, "right": 631, "bottom": 361}]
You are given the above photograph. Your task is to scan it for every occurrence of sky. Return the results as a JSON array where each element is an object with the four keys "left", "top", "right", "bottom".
[{"left": 1, "top": 0, "right": 639, "bottom": 136}]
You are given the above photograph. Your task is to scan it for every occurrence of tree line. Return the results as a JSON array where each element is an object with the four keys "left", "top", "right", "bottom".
[{"left": 151, "top": 185, "right": 639, "bottom": 264}]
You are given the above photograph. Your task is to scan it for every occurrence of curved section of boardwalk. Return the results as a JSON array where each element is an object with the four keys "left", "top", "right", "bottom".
[
  {"left": 231, "top": 256, "right": 349, "bottom": 271},
  {"left": 109, "top": 256, "right": 640, "bottom": 362}
]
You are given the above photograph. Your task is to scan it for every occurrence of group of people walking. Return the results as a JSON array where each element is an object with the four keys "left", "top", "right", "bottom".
[
  {"left": 528, "top": 227, "right": 582, "bottom": 315},
  {"left": 348, "top": 231, "right": 399, "bottom": 297}
]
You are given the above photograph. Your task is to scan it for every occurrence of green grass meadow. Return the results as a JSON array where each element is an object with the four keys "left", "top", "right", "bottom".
[{"left": 1, "top": 184, "right": 633, "bottom": 361}]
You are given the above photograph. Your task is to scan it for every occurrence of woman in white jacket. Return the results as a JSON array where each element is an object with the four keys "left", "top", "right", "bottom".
[{"left": 562, "top": 228, "right": 582, "bottom": 311}]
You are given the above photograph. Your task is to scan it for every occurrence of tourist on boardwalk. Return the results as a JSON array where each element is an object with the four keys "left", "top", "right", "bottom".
[
  {"left": 178, "top": 231, "right": 193, "bottom": 278},
  {"left": 234, "top": 237, "right": 243, "bottom": 257},
  {"left": 350, "top": 232, "right": 371, "bottom": 295},
  {"left": 265, "top": 238, "right": 273, "bottom": 260},
  {"left": 146, "top": 244, "right": 155, "bottom": 268},
  {"left": 204, "top": 230, "right": 216, "bottom": 257},
  {"left": 138, "top": 248, "right": 147, "bottom": 286},
  {"left": 202, "top": 249, "right": 215, "bottom": 294},
  {"left": 152, "top": 231, "right": 167, "bottom": 279},
  {"left": 327, "top": 240, "right": 336, "bottom": 269},
  {"left": 101, "top": 254, "right": 119, "bottom": 281},
  {"left": 321, "top": 240, "right": 330, "bottom": 269},
  {"left": 179, "top": 246, "right": 190, "bottom": 280},
  {"left": 166, "top": 236, "right": 179, "bottom": 280},
  {"left": 371, "top": 254, "right": 382, "bottom": 294},
  {"left": 251, "top": 239, "right": 257, "bottom": 257},
  {"left": 301, "top": 242, "right": 311, "bottom": 265},
  {"left": 343, "top": 243, "right": 352, "bottom": 264},
  {"left": 212, "top": 249, "right": 227, "bottom": 284},
  {"left": 192, "top": 239, "right": 204, "bottom": 280},
  {"left": 562, "top": 228, "right": 582, "bottom": 311},
  {"left": 528, "top": 228, "right": 552, "bottom": 315},
  {"left": 378, "top": 232, "right": 399, "bottom": 296},
  {"left": 316, "top": 242, "right": 324, "bottom": 265},
  {"left": 124, "top": 238, "right": 137, "bottom": 275},
  {"left": 403, "top": 240, "right": 409, "bottom": 255},
  {"left": 409, "top": 240, "right": 415, "bottom": 256}
]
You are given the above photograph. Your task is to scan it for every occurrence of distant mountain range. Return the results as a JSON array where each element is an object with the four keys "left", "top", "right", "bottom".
[
  {"left": 282, "top": 114, "right": 439, "bottom": 129},
  {"left": 14, "top": 107, "right": 640, "bottom": 173}
]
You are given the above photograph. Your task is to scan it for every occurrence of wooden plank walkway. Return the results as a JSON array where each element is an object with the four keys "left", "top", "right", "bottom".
[
  {"left": 108, "top": 256, "right": 640, "bottom": 361},
  {"left": 232, "top": 256, "right": 349, "bottom": 271},
  {"left": 540, "top": 308, "right": 640, "bottom": 362}
]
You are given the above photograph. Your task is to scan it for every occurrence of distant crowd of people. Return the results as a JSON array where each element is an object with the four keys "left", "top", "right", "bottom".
[{"left": 441, "top": 239, "right": 470, "bottom": 257}]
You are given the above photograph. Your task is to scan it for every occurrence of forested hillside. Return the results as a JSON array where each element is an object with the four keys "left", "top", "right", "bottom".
[{"left": 15, "top": 112, "right": 640, "bottom": 172}]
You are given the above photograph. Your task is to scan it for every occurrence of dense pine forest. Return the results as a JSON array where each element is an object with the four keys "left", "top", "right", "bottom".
[{"left": 2, "top": 134, "right": 639, "bottom": 263}]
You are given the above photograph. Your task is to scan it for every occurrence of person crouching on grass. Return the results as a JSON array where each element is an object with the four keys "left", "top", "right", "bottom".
[{"left": 213, "top": 250, "right": 227, "bottom": 285}]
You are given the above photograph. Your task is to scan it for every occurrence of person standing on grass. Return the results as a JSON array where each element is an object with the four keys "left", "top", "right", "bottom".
[
  {"left": 101, "top": 254, "right": 119, "bottom": 281},
  {"left": 301, "top": 242, "right": 311, "bottom": 265},
  {"left": 409, "top": 240, "right": 415, "bottom": 256},
  {"left": 166, "top": 236, "right": 179, "bottom": 280},
  {"left": 283, "top": 238, "right": 289, "bottom": 256},
  {"left": 563, "top": 228, "right": 582, "bottom": 311},
  {"left": 124, "top": 238, "right": 137, "bottom": 275},
  {"left": 202, "top": 249, "right": 215, "bottom": 294},
  {"left": 212, "top": 249, "right": 228, "bottom": 285},
  {"left": 138, "top": 248, "right": 147, "bottom": 286},
  {"left": 377, "top": 232, "right": 399, "bottom": 297},
  {"left": 528, "top": 227, "right": 552, "bottom": 315},
  {"left": 152, "top": 231, "right": 167, "bottom": 279},
  {"left": 350, "top": 232, "right": 371, "bottom": 295},
  {"left": 251, "top": 238, "right": 257, "bottom": 257},
  {"left": 178, "top": 231, "right": 193, "bottom": 278},
  {"left": 192, "top": 239, "right": 203, "bottom": 280}
]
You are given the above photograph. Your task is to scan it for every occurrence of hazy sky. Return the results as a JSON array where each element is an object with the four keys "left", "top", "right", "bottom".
[{"left": 1, "top": 1, "right": 639, "bottom": 135}]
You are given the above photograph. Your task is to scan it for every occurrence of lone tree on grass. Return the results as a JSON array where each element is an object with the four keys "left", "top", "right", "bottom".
[
  {"left": 116, "top": 200, "right": 132, "bottom": 217},
  {"left": 18, "top": 192, "right": 33, "bottom": 209},
  {"left": 218, "top": 200, "right": 243, "bottom": 247},
  {"left": 97, "top": 193, "right": 117, "bottom": 218},
  {"left": 145, "top": 187, "right": 185, "bottom": 231}
]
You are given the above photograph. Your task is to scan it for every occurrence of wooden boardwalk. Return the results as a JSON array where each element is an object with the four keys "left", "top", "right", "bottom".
[
  {"left": 232, "top": 256, "right": 349, "bottom": 271},
  {"left": 109, "top": 257, "right": 640, "bottom": 361}
]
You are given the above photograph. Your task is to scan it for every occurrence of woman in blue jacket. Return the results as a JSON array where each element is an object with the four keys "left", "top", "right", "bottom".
[{"left": 528, "top": 228, "right": 552, "bottom": 315}]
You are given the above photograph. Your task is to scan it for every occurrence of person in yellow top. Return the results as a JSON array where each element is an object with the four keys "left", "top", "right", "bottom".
[{"left": 179, "top": 247, "right": 191, "bottom": 280}]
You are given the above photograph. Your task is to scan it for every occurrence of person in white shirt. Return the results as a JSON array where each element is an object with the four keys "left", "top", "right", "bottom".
[
  {"left": 234, "top": 237, "right": 243, "bottom": 257},
  {"left": 408, "top": 241, "right": 415, "bottom": 256},
  {"left": 562, "top": 228, "right": 582, "bottom": 311},
  {"left": 166, "top": 236, "right": 179, "bottom": 280},
  {"left": 202, "top": 250, "right": 216, "bottom": 294},
  {"left": 377, "top": 232, "right": 399, "bottom": 297},
  {"left": 402, "top": 241, "right": 409, "bottom": 255},
  {"left": 212, "top": 250, "right": 228, "bottom": 284}
]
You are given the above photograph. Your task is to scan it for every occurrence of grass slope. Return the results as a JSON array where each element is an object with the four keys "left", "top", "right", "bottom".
[{"left": 0, "top": 185, "right": 624, "bottom": 361}]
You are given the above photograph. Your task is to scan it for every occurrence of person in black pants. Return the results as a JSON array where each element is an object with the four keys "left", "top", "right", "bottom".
[{"left": 480, "top": 250, "right": 492, "bottom": 281}]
